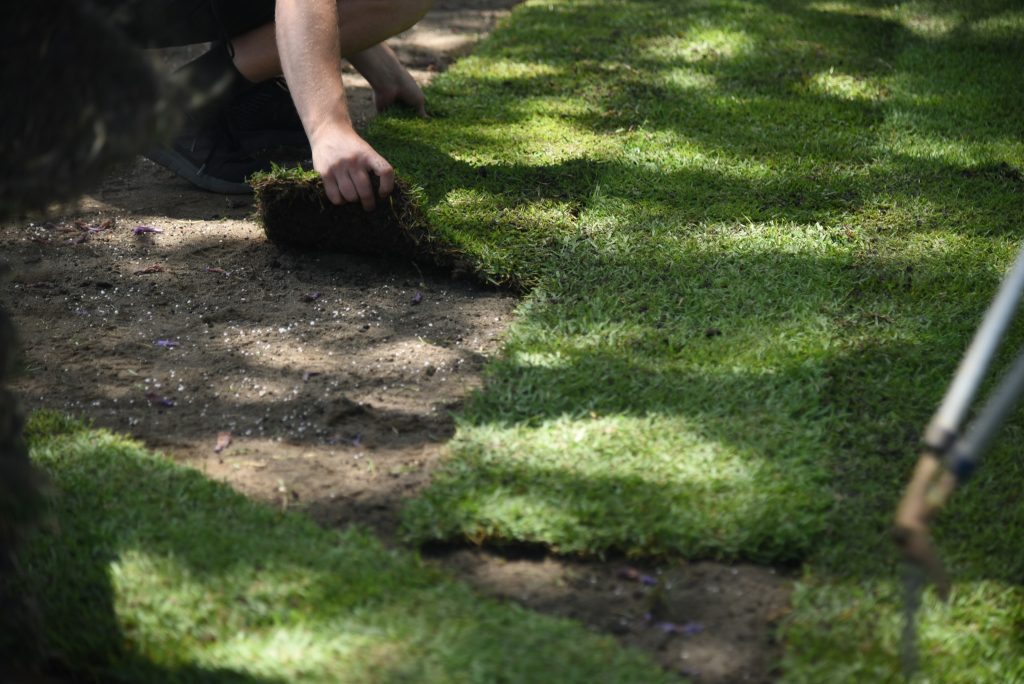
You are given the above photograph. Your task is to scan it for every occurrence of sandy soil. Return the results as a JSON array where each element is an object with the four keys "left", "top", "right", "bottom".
[{"left": 1, "top": 3, "right": 792, "bottom": 682}]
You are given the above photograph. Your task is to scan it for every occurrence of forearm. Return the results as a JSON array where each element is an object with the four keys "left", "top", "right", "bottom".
[
  {"left": 347, "top": 44, "right": 403, "bottom": 91},
  {"left": 275, "top": 0, "right": 353, "bottom": 142}
]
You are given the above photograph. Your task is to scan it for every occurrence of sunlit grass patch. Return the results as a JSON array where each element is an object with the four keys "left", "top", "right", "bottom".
[
  {"left": 12, "top": 414, "right": 678, "bottom": 682},
  {"left": 366, "top": 0, "right": 1024, "bottom": 678},
  {"left": 782, "top": 578, "right": 1024, "bottom": 683},
  {"left": 404, "top": 412, "right": 830, "bottom": 560}
]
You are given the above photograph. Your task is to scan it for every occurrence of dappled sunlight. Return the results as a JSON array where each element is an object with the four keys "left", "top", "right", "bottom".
[
  {"left": 894, "top": 1, "right": 963, "bottom": 39},
  {"left": 805, "top": 69, "right": 888, "bottom": 102},
  {"left": 24, "top": 426, "right": 675, "bottom": 681},
  {"left": 408, "top": 410, "right": 830, "bottom": 559},
  {"left": 807, "top": 1, "right": 891, "bottom": 21},
  {"left": 784, "top": 576, "right": 1024, "bottom": 681},
  {"left": 661, "top": 67, "right": 720, "bottom": 92},
  {"left": 198, "top": 626, "right": 378, "bottom": 681},
  {"left": 969, "top": 8, "right": 1024, "bottom": 39},
  {"left": 640, "top": 27, "right": 755, "bottom": 65}
]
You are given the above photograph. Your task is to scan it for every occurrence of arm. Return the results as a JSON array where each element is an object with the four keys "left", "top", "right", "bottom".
[
  {"left": 275, "top": 0, "right": 393, "bottom": 210},
  {"left": 347, "top": 44, "right": 427, "bottom": 117}
]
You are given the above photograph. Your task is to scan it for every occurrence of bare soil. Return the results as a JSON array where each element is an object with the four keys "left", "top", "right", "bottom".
[{"left": 0, "top": 3, "right": 792, "bottom": 682}]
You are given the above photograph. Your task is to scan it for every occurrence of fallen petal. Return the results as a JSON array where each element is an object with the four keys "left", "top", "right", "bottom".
[
  {"left": 133, "top": 264, "right": 165, "bottom": 275},
  {"left": 213, "top": 431, "right": 233, "bottom": 454},
  {"left": 133, "top": 226, "right": 163, "bottom": 235},
  {"left": 204, "top": 266, "right": 228, "bottom": 275},
  {"left": 411, "top": 291, "right": 423, "bottom": 305},
  {"left": 145, "top": 392, "right": 175, "bottom": 408},
  {"left": 681, "top": 621, "right": 704, "bottom": 635},
  {"left": 155, "top": 339, "right": 178, "bottom": 349},
  {"left": 302, "top": 291, "right": 322, "bottom": 302},
  {"left": 656, "top": 622, "right": 679, "bottom": 634}
]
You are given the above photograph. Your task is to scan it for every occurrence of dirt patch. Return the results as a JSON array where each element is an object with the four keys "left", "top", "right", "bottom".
[{"left": 1, "top": 3, "right": 792, "bottom": 682}]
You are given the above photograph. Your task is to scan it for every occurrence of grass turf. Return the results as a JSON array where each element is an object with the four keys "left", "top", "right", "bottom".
[
  {"left": 10, "top": 412, "right": 676, "bottom": 682},
  {"left": 353, "top": 0, "right": 1022, "bottom": 679},
  {"left": 16, "top": 0, "right": 1020, "bottom": 680}
]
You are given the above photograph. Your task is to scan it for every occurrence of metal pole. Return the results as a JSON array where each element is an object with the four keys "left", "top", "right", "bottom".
[
  {"left": 924, "top": 242, "right": 1024, "bottom": 452},
  {"left": 945, "top": 346, "right": 1024, "bottom": 481}
]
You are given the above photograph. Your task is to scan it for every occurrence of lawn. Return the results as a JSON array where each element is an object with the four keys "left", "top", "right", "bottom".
[
  {"left": 364, "top": 0, "right": 1024, "bottom": 679},
  {"left": 14, "top": 0, "right": 1024, "bottom": 680},
  {"left": 10, "top": 413, "right": 674, "bottom": 682}
]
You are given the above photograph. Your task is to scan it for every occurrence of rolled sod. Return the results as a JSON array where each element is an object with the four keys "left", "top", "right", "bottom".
[{"left": 253, "top": 168, "right": 474, "bottom": 277}]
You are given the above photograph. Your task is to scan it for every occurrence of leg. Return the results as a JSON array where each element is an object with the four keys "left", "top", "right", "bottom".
[{"left": 230, "top": 0, "right": 434, "bottom": 82}]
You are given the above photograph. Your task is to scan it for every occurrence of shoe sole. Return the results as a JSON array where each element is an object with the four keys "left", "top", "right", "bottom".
[{"left": 145, "top": 147, "right": 254, "bottom": 195}]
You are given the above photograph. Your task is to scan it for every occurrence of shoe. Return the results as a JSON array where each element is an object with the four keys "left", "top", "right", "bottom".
[
  {"left": 226, "top": 78, "right": 309, "bottom": 154},
  {"left": 145, "top": 115, "right": 272, "bottom": 194}
]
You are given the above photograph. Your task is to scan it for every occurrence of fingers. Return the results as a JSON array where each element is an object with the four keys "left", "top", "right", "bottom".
[
  {"left": 321, "top": 162, "right": 392, "bottom": 211},
  {"left": 371, "top": 157, "right": 395, "bottom": 199},
  {"left": 350, "top": 168, "right": 376, "bottom": 212},
  {"left": 311, "top": 129, "right": 395, "bottom": 211}
]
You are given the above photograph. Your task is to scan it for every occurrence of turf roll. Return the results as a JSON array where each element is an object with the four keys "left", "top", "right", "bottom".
[{"left": 253, "top": 170, "right": 473, "bottom": 276}]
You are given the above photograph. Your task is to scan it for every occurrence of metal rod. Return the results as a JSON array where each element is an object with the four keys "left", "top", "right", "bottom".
[
  {"left": 924, "top": 241, "right": 1024, "bottom": 452},
  {"left": 945, "top": 345, "right": 1024, "bottom": 481}
]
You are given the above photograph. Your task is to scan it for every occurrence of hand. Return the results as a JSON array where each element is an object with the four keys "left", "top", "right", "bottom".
[
  {"left": 309, "top": 122, "right": 395, "bottom": 211},
  {"left": 348, "top": 44, "right": 428, "bottom": 118},
  {"left": 373, "top": 69, "right": 427, "bottom": 117}
]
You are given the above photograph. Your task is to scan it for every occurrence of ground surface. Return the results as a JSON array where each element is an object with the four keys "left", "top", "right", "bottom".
[{"left": 0, "top": 3, "right": 791, "bottom": 681}]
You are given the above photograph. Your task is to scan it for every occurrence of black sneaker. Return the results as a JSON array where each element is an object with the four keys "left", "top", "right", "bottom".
[
  {"left": 226, "top": 78, "right": 309, "bottom": 154},
  {"left": 145, "top": 115, "right": 272, "bottom": 194}
]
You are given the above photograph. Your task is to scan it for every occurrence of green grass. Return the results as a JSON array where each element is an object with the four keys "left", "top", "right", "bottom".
[
  {"left": 16, "top": 0, "right": 1022, "bottom": 680},
  {"left": 360, "top": 0, "right": 1023, "bottom": 679},
  {"left": 11, "top": 413, "right": 677, "bottom": 682}
]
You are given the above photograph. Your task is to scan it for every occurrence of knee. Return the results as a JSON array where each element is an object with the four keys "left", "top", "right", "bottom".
[{"left": 398, "top": 0, "right": 434, "bottom": 30}]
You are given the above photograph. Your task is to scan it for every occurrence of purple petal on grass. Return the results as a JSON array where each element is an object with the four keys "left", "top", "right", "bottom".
[
  {"left": 302, "top": 292, "right": 321, "bottom": 302},
  {"left": 411, "top": 291, "right": 423, "bottom": 305},
  {"left": 351, "top": 433, "right": 362, "bottom": 447},
  {"left": 155, "top": 339, "right": 178, "bottom": 349},
  {"left": 642, "top": 612, "right": 653, "bottom": 623},
  {"left": 133, "top": 226, "right": 163, "bottom": 235},
  {"left": 640, "top": 574, "right": 658, "bottom": 586}
]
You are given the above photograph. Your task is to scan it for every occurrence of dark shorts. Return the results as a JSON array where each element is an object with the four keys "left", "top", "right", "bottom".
[{"left": 94, "top": 0, "right": 275, "bottom": 47}]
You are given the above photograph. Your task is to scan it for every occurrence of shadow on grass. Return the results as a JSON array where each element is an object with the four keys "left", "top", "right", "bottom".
[
  {"left": 373, "top": 0, "right": 1022, "bottom": 244},
  {"left": 14, "top": 418, "right": 673, "bottom": 682},
  {"left": 397, "top": 227, "right": 1024, "bottom": 570}
]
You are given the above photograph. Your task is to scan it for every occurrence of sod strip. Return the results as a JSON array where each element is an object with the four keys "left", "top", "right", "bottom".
[
  {"left": 253, "top": 171, "right": 482, "bottom": 283},
  {"left": 368, "top": 0, "right": 880, "bottom": 559},
  {"left": 10, "top": 413, "right": 676, "bottom": 683},
  {"left": 778, "top": 2, "right": 1024, "bottom": 681}
]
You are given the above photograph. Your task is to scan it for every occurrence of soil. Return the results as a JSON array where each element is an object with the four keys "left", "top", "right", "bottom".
[{"left": 0, "top": 3, "right": 792, "bottom": 682}]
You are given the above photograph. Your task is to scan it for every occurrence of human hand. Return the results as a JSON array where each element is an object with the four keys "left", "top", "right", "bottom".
[
  {"left": 348, "top": 44, "right": 428, "bottom": 118},
  {"left": 309, "top": 123, "right": 394, "bottom": 211},
  {"left": 372, "top": 68, "right": 427, "bottom": 118}
]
